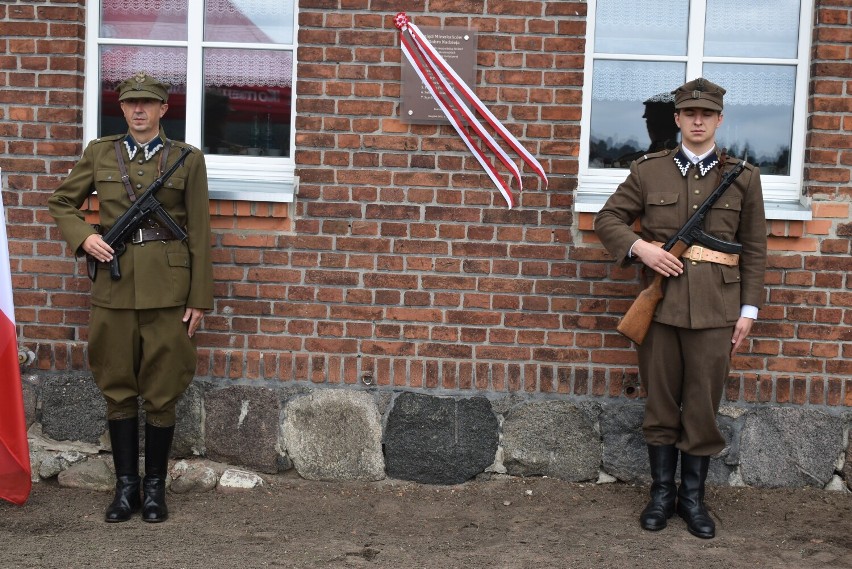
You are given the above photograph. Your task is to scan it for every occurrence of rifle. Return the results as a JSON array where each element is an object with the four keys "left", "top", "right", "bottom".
[
  {"left": 616, "top": 158, "right": 747, "bottom": 344},
  {"left": 87, "top": 147, "right": 192, "bottom": 281}
]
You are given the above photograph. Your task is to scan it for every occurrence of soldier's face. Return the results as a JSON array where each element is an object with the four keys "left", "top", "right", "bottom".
[
  {"left": 674, "top": 108, "right": 723, "bottom": 151},
  {"left": 120, "top": 98, "right": 168, "bottom": 142}
]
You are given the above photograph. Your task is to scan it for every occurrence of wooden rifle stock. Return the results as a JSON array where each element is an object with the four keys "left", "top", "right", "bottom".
[{"left": 616, "top": 239, "right": 689, "bottom": 344}]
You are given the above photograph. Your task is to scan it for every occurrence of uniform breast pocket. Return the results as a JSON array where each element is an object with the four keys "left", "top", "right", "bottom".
[
  {"left": 158, "top": 176, "right": 187, "bottom": 208},
  {"left": 94, "top": 170, "right": 124, "bottom": 197},
  {"left": 705, "top": 196, "right": 742, "bottom": 236},
  {"left": 645, "top": 192, "right": 681, "bottom": 233}
]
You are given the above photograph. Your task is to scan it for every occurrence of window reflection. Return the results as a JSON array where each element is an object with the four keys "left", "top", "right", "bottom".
[
  {"left": 98, "top": 46, "right": 187, "bottom": 140},
  {"left": 594, "top": 0, "right": 689, "bottom": 56},
  {"left": 204, "top": 0, "right": 294, "bottom": 44},
  {"left": 100, "top": 0, "right": 188, "bottom": 41},
  {"left": 202, "top": 49, "right": 292, "bottom": 157},
  {"left": 705, "top": 0, "right": 800, "bottom": 59},
  {"left": 590, "top": 60, "right": 684, "bottom": 168},
  {"left": 705, "top": 64, "right": 795, "bottom": 175}
]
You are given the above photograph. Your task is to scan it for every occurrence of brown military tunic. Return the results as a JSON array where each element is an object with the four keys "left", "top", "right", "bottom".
[
  {"left": 48, "top": 129, "right": 214, "bottom": 425},
  {"left": 595, "top": 147, "right": 767, "bottom": 455}
]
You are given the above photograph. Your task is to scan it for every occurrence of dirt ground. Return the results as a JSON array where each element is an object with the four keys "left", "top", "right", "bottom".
[{"left": 1, "top": 473, "right": 850, "bottom": 569}]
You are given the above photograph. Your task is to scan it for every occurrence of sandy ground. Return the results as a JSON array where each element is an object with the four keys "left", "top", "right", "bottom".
[{"left": 1, "top": 474, "right": 850, "bottom": 569}]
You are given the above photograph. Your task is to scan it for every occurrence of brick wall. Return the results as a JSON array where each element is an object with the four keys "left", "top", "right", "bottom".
[
  {"left": 1, "top": 0, "right": 850, "bottom": 410},
  {"left": 291, "top": 1, "right": 583, "bottom": 392}
]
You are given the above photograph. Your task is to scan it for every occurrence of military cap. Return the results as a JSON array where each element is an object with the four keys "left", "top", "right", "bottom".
[
  {"left": 117, "top": 72, "right": 169, "bottom": 102},
  {"left": 671, "top": 77, "right": 725, "bottom": 111}
]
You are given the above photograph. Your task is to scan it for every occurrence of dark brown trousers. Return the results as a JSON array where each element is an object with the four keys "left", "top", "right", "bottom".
[
  {"left": 89, "top": 305, "right": 197, "bottom": 426},
  {"left": 638, "top": 321, "right": 734, "bottom": 456}
]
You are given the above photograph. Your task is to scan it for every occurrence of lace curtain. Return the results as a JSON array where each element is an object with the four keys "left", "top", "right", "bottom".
[
  {"left": 101, "top": 47, "right": 292, "bottom": 88},
  {"left": 592, "top": 60, "right": 794, "bottom": 106}
]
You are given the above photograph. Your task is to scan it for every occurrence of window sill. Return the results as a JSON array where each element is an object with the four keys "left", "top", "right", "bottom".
[
  {"left": 574, "top": 194, "right": 812, "bottom": 221},
  {"left": 208, "top": 176, "right": 297, "bottom": 203}
]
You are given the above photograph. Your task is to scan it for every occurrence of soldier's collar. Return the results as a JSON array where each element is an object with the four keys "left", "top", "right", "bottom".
[
  {"left": 123, "top": 134, "right": 164, "bottom": 162},
  {"left": 673, "top": 148, "right": 720, "bottom": 178}
]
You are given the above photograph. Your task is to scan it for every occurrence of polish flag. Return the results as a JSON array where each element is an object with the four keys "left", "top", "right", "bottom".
[{"left": 0, "top": 188, "right": 31, "bottom": 505}]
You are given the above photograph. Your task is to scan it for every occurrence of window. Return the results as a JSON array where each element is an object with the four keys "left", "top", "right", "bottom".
[
  {"left": 84, "top": 0, "right": 297, "bottom": 202},
  {"left": 578, "top": 0, "right": 813, "bottom": 219}
]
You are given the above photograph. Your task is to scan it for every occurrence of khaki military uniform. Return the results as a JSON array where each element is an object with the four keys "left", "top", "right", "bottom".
[
  {"left": 48, "top": 129, "right": 214, "bottom": 425},
  {"left": 595, "top": 147, "right": 767, "bottom": 455}
]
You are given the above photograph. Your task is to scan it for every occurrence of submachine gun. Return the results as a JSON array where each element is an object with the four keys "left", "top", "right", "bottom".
[
  {"left": 616, "top": 158, "right": 748, "bottom": 345},
  {"left": 86, "top": 147, "right": 192, "bottom": 281}
]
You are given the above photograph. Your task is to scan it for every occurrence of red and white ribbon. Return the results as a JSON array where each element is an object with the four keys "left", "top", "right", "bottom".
[{"left": 395, "top": 12, "right": 547, "bottom": 208}]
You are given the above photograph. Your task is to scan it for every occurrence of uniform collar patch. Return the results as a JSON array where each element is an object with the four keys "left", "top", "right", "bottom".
[
  {"left": 124, "top": 135, "right": 164, "bottom": 163},
  {"left": 673, "top": 148, "right": 719, "bottom": 178}
]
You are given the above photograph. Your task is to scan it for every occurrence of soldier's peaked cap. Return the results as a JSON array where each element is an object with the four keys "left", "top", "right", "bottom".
[
  {"left": 117, "top": 72, "right": 169, "bottom": 102},
  {"left": 672, "top": 77, "right": 725, "bottom": 111}
]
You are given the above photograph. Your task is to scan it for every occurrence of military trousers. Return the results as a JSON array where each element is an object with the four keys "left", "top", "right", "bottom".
[
  {"left": 89, "top": 305, "right": 197, "bottom": 426},
  {"left": 637, "top": 321, "right": 734, "bottom": 456}
]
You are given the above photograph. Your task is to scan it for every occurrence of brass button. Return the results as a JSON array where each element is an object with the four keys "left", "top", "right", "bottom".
[
  {"left": 692, "top": 204, "right": 698, "bottom": 210},
  {"left": 694, "top": 190, "right": 700, "bottom": 195},
  {"left": 691, "top": 261, "right": 697, "bottom": 266},
  {"left": 136, "top": 183, "right": 142, "bottom": 189},
  {"left": 724, "top": 203, "right": 729, "bottom": 208},
  {"left": 694, "top": 174, "right": 699, "bottom": 179},
  {"left": 660, "top": 199, "right": 665, "bottom": 203},
  {"left": 138, "top": 170, "right": 144, "bottom": 176},
  {"left": 138, "top": 159, "right": 144, "bottom": 164}
]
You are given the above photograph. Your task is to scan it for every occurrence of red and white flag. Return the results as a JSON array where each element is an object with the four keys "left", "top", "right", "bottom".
[
  {"left": 0, "top": 187, "right": 31, "bottom": 505},
  {"left": 395, "top": 12, "right": 548, "bottom": 208}
]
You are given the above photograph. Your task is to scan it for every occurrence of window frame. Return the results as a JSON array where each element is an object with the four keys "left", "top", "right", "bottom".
[
  {"left": 83, "top": 0, "right": 298, "bottom": 203},
  {"left": 577, "top": 0, "right": 814, "bottom": 220}
]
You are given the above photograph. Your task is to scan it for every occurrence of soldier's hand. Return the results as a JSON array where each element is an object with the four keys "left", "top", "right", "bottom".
[
  {"left": 731, "top": 316, "right": 753, "bottom": 356},
  {"left": 82, "top": 234, "right": 114, "bottom": 262},
  {"left": 183, "top": 307, "right": 204, "bottom": 338},
  {"left": 632, "top": 240, "right": 683, "bottom": 277}
]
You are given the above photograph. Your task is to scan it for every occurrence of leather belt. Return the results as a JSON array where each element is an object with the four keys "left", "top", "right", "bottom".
[
  {"left": 681, "top": 245, "right": 739, "bottom": 266},
  {"left": 650, "top": 241, "right": 739, "bottom": 266},
  {"left": 129, "top": 227, "right": 178, "bottom": 244}
]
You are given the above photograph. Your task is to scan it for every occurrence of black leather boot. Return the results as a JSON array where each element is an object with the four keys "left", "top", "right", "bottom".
[
  {"left": 677, "top": 451, "right": 715, "bottom": 539},
  {"left": 639, "top": 444, "right": 678, "bottom": 531},
  {"left": 142, "top": 422, "right": 174, "bottom": 523},
  {"left": 105, "top": 418, "right": 141, "bottom": 523}
]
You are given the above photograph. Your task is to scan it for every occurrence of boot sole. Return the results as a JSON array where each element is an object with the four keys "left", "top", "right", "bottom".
[
  {"left": 685, "top": 525, "right": 715, "bottom": 539},
  {"left": 640, "top": 511, "right": 674, "bottom": 531},
  {"left": 678, "top": 511, "right": 715, "bottom": 539},
  {"left": 640, "top": 521, "right": 667, "bottom": 531},
  {"left": 104, "top": 504, "right": 140, "bottom": 523}
]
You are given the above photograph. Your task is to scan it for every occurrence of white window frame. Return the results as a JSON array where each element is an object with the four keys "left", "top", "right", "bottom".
[
  {"left": 577, "top": 0, "right": 813, "bottom": 220},
  {"left": 83, "top": 0, "right": 298, "bottom": 203}
]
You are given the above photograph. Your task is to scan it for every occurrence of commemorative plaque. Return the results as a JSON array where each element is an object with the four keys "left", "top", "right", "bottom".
[{"left": 400, "top": 26, "right": 477, "bottom": 125}]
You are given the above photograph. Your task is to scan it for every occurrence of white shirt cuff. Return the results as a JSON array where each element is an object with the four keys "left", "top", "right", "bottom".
[
  {"left": 740, "top": 305, "right": 758, "bottom": 320},
  {"left": 628, "top": 238, "right": 642, "bottom": 258}
]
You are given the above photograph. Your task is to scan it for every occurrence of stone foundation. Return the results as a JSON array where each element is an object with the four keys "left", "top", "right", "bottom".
[{"left": 22, "top": 372, "right": 852, "bottom": 492}]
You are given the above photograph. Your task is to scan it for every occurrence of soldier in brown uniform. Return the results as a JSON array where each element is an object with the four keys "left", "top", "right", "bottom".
[
  {"left": 48, "top": 73, "right": 214, "bottom": 523},
  {"left": 594, "top": 78, "right": 767, "bottom": 539}
]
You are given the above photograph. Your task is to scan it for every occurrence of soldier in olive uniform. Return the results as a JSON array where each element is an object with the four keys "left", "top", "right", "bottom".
[
  {"left": 595, "top": 78, "right": 767, "bottom": 539},
  {"left": 48, "top": 72, "right": 214, "bottom": 523}
]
